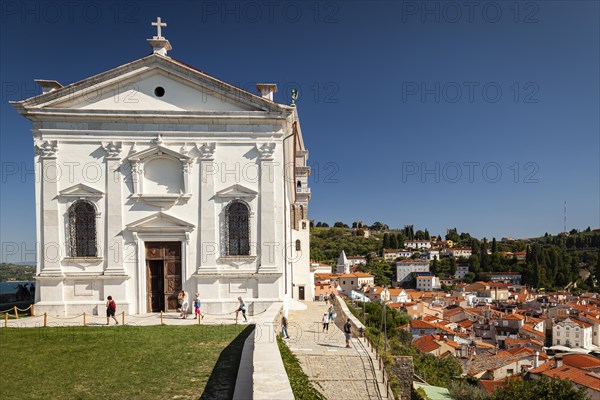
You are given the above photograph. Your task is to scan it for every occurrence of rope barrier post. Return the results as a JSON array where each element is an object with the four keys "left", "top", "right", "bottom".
[
  {"left": 121, "top": 311, "right": 125, "bottom": 326},
  {"left": 14, "top": 306, "right": 18, "bottom": 319},
  {"left": 44, "top": 312, "right": 47, "bottom": 328},
  {"left": 4, "top": 312, "right": 7, "bottom": 327},
  {"left": 83, "top": 312, "right": 86, "bottom": 327},
  {"left": 31, "top": 304, "right": 34, "bottom": 317},
  {"left": 160, "top": 311, "right": 163, "bottom": 325}
]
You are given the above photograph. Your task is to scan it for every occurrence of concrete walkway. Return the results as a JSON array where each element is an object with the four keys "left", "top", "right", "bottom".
[{"left": 287, "top": 301, "right": 388, "bottom": 400}]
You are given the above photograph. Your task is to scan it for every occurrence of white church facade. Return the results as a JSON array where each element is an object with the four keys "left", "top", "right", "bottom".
[{"left": 12, "top": 20, "right": 312, "bottom": 316}]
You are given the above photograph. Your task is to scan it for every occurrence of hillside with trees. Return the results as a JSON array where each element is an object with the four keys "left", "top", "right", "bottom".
[
  {"left": 0, "top": 264, "right": 35, "bottom": 282},
  {"left": 310, "top": 223, "right": 600, "bottom": 291}
]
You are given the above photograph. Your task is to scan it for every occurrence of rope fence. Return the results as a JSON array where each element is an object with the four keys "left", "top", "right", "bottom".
[
  {"left": 1, "top": 304, "right": 272, "bottom": 328},
  {"left": 0, "top": 304, "right": 34, "bottom": 321}
]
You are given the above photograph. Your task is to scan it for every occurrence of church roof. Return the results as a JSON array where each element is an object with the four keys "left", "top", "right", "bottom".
[{"left": 12, "top": 53, "right": 293, "bottom": 117}]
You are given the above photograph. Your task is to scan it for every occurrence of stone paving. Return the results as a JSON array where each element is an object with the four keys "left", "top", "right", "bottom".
[{"left": 287, "top": 300, "right": 388, "bottom": 400}]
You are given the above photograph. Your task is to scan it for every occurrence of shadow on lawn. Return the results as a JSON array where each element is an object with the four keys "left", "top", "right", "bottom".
[{"left": 199, "top": 324, "right": 254, "bottom": 400}]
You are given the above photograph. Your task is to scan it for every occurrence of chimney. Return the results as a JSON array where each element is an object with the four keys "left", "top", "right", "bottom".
[
  {"left": 256, "top": 83, "right": 278, "bottom": 101},
  {"left": 533, "top": 351, "right": 539, "bottom": 368},
  {"left": 555, "top": 355, "right": 563, "bottom": 367},
  {"left": 35, "top": 79, "right": 62, "bottom": 94}
]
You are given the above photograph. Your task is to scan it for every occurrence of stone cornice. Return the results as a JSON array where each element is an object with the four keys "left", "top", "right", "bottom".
[{"left": 18, "top": 108, "right": 291, "bottom": 122}]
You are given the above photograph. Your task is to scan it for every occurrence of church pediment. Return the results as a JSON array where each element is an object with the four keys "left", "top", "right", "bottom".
[
  {"left": 215, "top": 184, "right": 258, "bottom": 199},
  {"left": 126, "top": 212, "right": 195, "bottom": 233},
  {"left": 12, "top": 55, "right": 290, "bottom": 114},
  {"left": 59, "top": 183, "right": 104, "bottom": 199},
  {"left": 128, "top": 144, "right": 191, "bottom": 162}
]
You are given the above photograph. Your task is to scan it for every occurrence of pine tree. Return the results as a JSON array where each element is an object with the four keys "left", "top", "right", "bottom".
[
  {"left": 383, "top": 233, "right": 390, "bottom": 249},
  {"left": 480, "top": 238, "right": 490, "bottom": 272},
  {"left": 431, "top": 258, "right": 439, "bottom": 275},
  {"left": 449, "top": 257, "right": 457, "bottom": 277},
  {"left": 491, "top": 237, "right": 498, "bottom": 253},
  {"left": 396, "top": 233, "right": 405, "bottom": 249},
  {"left": 390, "top": 234, "right": 398, "bottom": 249}
]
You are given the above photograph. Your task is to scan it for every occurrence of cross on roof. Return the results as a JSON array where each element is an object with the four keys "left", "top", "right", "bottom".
[{"left": 151, "top": 17, "right": 167, "bottom": 39}]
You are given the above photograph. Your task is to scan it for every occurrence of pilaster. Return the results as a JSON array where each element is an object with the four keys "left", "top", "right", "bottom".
[
  {"left": 36, "top": 140, "right": 62, "bottom": 275},
  {"left": 257, "top": 143, "right": 277, "bottom": 271},
  {"left": 102, "top": 141, "right": 126, "bottom": 275},
  {"left": 198, "top": 143, "right": 217, "bottom": 272}
]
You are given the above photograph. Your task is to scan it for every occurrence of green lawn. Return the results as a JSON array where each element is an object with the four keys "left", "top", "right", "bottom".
[{"left": 0, "top": 324, "right": 252, "bottom": 399}]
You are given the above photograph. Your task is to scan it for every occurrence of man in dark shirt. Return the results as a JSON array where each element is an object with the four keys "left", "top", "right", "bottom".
[{"left": 343, "top": 318, "right": 352, "bottom": 348}]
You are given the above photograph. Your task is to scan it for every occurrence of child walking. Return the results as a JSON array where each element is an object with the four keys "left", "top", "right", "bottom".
[{"left": 194, "top": 292, "right": 204, "bottom": 320}]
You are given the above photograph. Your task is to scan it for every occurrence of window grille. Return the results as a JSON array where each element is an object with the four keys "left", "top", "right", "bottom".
[
  {"left": 69, "top": 201, "right": 97, "bottom": 257},
  {"left": 226, "top": 201, "right": 250, "bottom": 256}
]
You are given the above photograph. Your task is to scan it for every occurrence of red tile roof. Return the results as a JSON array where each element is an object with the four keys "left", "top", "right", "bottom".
[
  {"left": 521, "top": 324, "right": 545, "bottom": 338},
  {"left": 411, "top": 319, "right": 438, "bottom": 330},
  {"left": 563, "top": 354, "right": 600, "bottom": 369},
  {"left": 413, "top": 335, "right": 442, "bottom": 353},
  {"left": 541, "top": 365, "right": 600, "bottom": 391},
  {"left": 502, "top": 314, "right": 526, "bottom": 321}
]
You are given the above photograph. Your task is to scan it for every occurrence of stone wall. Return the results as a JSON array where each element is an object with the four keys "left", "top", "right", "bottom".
[{"left": 391, "top": 356, "right": 414, "bottom": 400}]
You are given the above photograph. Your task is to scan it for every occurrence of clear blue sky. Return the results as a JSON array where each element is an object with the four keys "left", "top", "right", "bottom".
[{"left": 1, "top": 1, "right": 599, "bottom": 262}]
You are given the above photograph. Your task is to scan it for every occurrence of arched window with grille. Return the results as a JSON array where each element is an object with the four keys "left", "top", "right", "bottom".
[
  {"left": 69, "top": 201, "right": 97, "bottom": 257},
  {"left": 227, "top": 200, "right": 250, "bottom": 256}
]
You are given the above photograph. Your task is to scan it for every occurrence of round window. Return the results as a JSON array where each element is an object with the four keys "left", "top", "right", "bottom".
[{"left": 154, "top": 87, "right": 165, "bottom": 97}]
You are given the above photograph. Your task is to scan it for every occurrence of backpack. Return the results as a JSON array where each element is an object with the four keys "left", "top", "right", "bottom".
[
  {"left": 109, "top": 300, "right": 116, "bottom": 311},
  {"left": 344, "top": 322, "right": 351, "bottom": 333}
]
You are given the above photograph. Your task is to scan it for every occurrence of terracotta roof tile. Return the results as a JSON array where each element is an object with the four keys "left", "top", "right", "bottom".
[
  {"left": 413, "top": 335, "right": 442, "bottom": 353},
  {"left": 411, "top": 319, "right": 437, "bottom": 330},
  {"left": 541, "top": 365, "right": 600, "bottom": 391},
  {"left": 563, "top": 354, "right": 600, "bottom": 369}
]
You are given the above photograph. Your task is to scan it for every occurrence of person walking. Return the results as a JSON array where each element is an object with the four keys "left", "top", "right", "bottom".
[
  {"left": 282, "top": 315, "right": 290, "bottom": 339},
  {"left": 328, "top": 305, "right": 334, "bottom": 322},
  {"left": 193, "top": 292, "right": 204, "bottom": 320},
  {"left": 322, "top": 312, "right": 330, "bottom": 332},
  {"left": 179, "top": 291, "right": 189, "bottom": 319},
  {"left": 106, "top": 296, "right": 119, "bottom": 325},
  {"left": 344, "top": 318, "right": 352, "bottom": 348},
  {"left": 237, "top": 297, "right": 248, "bottom": 322}
]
